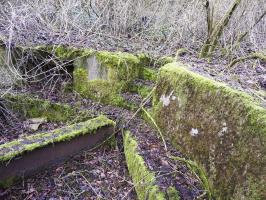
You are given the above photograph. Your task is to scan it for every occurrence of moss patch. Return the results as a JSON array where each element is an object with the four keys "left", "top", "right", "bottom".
[
  {"left": 96, "top": 51, "right": 141, "bottom": 83},
  {"left": 73, "top": 67, "right": 131, "bottom": 107},
  {"left": 139, "top": 67, "right": 157, "bottom": 82},
  {"left": 0, "top": 176, "right": 16, "bottom": 188},
  {"left": 154, "top": 56, "right": 175, "bottom": 67},
  {"left": 34, "top": 45, "right": 94, "bottom": 60},
  {"left": 72, "top": 50, "right": 150, "bottom": 108},
  {"left": 4, "top": 94, "right": 92, "bottom": 123},
  {"left": 152, "top": 63, "right": 266, "bottom": 199},
  {"left": 0, "top": 115, "right": 115, "bottom": 162}
]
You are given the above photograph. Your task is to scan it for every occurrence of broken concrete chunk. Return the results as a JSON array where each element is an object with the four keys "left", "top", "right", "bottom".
[{"left": 27, "top": 117, "right": 47, "bottom": 131}]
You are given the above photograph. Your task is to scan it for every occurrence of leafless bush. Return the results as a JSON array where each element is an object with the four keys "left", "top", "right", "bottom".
[
  {"left": 0, "top": 0, "right": 264, "bottom": 56},
  {"left": 0, "top": 45, "right": 72, "bottom": 97}
]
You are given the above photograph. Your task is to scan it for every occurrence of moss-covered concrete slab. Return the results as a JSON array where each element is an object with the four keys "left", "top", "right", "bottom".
[
  {"left": 32, "top": 46, "right": 158, "bottom": 102},
  {"left": 123, "top": 131, "right": 180, "bottom": 200},
  {"left": 73, "top": 51, "right": 143, "bottom": 106},
  {"left": 152, "top": 63, "right": 266, "bottom": 199},
  {"left": 0, "top": 116, "right": 115, "bottom": 188},
  {"left": 72, "top": 50, "right": 159, "bottom": 108},
  {"left": 8, "top": 45, "right": 163, "bottom": 107}
]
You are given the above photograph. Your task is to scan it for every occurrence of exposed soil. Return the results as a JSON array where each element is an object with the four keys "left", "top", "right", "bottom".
[{"left": 121, "top": 92, "right": 144, "bottom": 106}]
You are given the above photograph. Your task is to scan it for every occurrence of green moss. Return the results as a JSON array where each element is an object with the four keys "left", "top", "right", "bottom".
[
  {"left": 137, "top": 85, "right": 152, "bottom": 98},
  {"left": 34, "top": 45, "right": 94, "bottom": 60},
  {"left": 96, "top": 51, "right": 141, "bottom": 82},
  {"left": 73, "top": 51, "right": 135, "bottom": 105},
  {"left": 4, "top": 94, "right": 91, "bottom": 122},
  {"left": 137, "top": 53, "right": 154, "bottom": 67},
  {"left": 152, "top": 62, "right": 266, "bottom": 199},
  {"left": 167, "top": 187, "right": 180, "bottom": 200},
  {"left": 123, "top": 131, "right": 166, "bottom": 200},
  {"left": 72, "top": 50, "right": 158, "bottom": 108},
  {"left": 139, "top": 67, "right": 157, "bottom": 82},
  {"left": 128, "top": 84, "right": 153, "bottom": 99},
  {"left": 124, "top": 131, "right": 181, "bottom": 200},
  {"left": 154, "top": 56, "right": 175, "bottom": 67},
  {"left": 0, "top": 116, "right": 115, "bottom": 162},
  {"left": 73, "top": 67, "right": 129, "bottom": 107},
  {"left": 0, "top": 176, "right": 16, "bottom": 188}
]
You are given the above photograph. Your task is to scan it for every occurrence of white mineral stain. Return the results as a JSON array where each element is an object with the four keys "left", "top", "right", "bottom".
[
  {"left": 86, "top": 56, "right": 108, "bottom": 80},
  {"left": 160, "top": 90, "right": 174, "bottom": 107},
  {"left": 171, "top": 96, "right": 176, "bottom": 100},
  {"left": 190, "top": 128, "right": 199, "bottom": 136},
  {"left": 218, "top": 122, "right": 228, "bottom": 137}
]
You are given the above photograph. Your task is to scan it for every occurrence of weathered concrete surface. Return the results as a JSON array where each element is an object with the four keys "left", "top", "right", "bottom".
[
  {"left": 74, "top": 55, "right": 108, "bottom": 81},
  {"left": 152, "top": 63, "right": 266, "bottom": 199},
  {"left": 0, "top": 116, "right": 115, "bottom": 187}
]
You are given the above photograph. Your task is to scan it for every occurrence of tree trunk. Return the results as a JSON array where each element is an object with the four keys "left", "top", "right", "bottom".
[{"left": 200, "top": 0, "right": 241, "bottom": 58}]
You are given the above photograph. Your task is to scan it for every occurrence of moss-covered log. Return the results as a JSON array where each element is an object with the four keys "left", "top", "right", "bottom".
[{"left": 152, "top": 63, "right": 266, "bottom": 199}]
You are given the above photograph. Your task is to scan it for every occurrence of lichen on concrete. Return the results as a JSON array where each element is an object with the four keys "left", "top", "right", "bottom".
[
  {"left": 0, "top": 115, "right": 115, "bottom": 162},
  {"left": 152, "top": 62, "right": 266, "bottom": 199}
]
